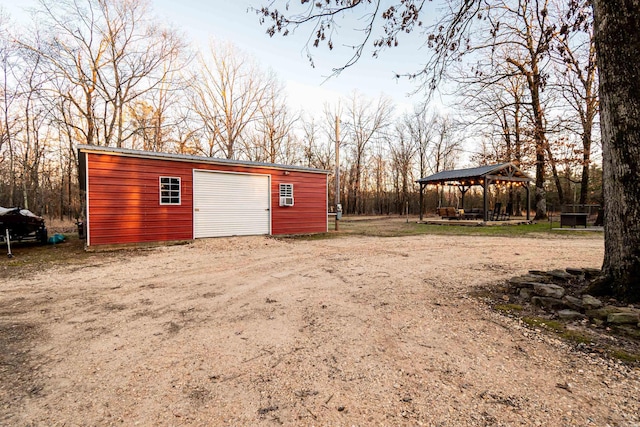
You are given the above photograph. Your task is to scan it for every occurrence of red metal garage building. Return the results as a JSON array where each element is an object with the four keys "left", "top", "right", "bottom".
[{"left": 78, "top": 145, "right": 329, "bottom": 247}]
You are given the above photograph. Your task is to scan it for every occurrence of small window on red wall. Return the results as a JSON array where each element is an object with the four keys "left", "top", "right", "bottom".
[
  {"left": 160, "top": 176, "right": 181, "bottom": 205},
  {"left": 279, "top": 183, "right": 294, "bottom": 206}
]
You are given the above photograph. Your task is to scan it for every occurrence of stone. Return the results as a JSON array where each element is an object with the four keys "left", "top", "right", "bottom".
[
  {"left": 531, "top": 296, "right": 566, "bottom": 310},
  {"left": 508, "top": 276, "right": 527, "bottom": 286},
  {"left": 586, "top": 305, "right": 622, "bottom": 321},
  {"left": 562, "top": 295, "right": 584, "bottom": 310},
  {"left": 581, "top": 294, "right": 603, "bottom": 310},
  {"left": 509, "top": 276, "right": 547, "bottom": 286},
  {"left": 607, "top": 312, "right": 640, "bottom": 325},
  {"left": 528, "top": 270, "right": 547, "bottom": 276},
  {"left": 583, "top": 268, "right": 601, "bottom": 278},
  {"left": 518, "top": 282, "right": 543, "bottom": 290},
  {"left": 533, "top": 283, "right": 565, "bottom": 299},
  {"left": 616, "top": 325, "right": 640, "bottom": 339},
  {"left": 519, "top": 288, "right": 532, "bottom": 300},
  {"left": 547, "top": 269, "right": 574, "bottom": 281},
  {"left": 558, "top": 309, "right": 586, "bottom": 321},
  {"left": 527, "top": 273, "right": 552, "bottom": 282},
  {"left": 565, "top": 268, "right": 585, "bottom": 276}
]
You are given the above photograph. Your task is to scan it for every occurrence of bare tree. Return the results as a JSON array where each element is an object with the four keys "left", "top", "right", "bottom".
[
  {"left": 248, "top": 81, "right": 299, "bottom": 163},
  {"left": 368, "top": 142, "right": 390, "bottom": 214},
  {"left": 300, "top": 114, "right": 333, "bottom": 169},
  {"left": 0, "top": 10, "right": 21, "bottom": 207},
  {"left": 389, "top": 122, "right": 416, "bottom": 214},
  {"left": 343, "top": 92, "right": 393, "bottom": 214},
  {"left": 402, "top": 106, "right": 438, "bottom": 217},
  {"left": 0, "top": 16, "right": 52, "bottom": 212},
  {"left": 1, "top": 0, "right": 188, "bottom": 217},
  {"left": 403, "top": 107, "right": 436, "bottom": 181},
  {"left": 256, "top": 0, "right": 640, "bottom": 301},
  {"left": 459, "top": 70, "right": 531, "bottom": 166},
  {"left": 555, "top": 3, "right": 599, "bottom": 206},
  {"left": 258, "top": 0, "right": 558, "bottom": 218},
  {"left": 127, "top": 63, "right": 191, "bottom": 153},
  {"left": 172, "top": 106, "right": 201, "bottom": 155},
  {"left": 428, "top": 115, "right": 460, "bottom": 175},
  {"left": 22, "top": 0, "right": 185, "bottom": 148},
  {"left": 451, "top": 0, "right": 559, "bottom": 217},
  {"left": 15, "top": 51, "right": 49, "bottom": 210},
  {"left": 190, "top": 40, "right": 273, "bottom": 159},
  {"left": 460, "top": 70, "right": 539, "bottom": 213}
]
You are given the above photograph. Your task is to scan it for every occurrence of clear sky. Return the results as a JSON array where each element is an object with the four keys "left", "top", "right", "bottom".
[
  {"left": 2, "top": 0, "right": 434, "bottom": 116},
  {"left": 151, "top": 0, "right": 428, "bottom": 115}
]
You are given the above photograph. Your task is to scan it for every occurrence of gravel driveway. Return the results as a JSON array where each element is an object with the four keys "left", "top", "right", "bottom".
[{"left": 2, "top": 233, "right": 638, "bottom": 426}]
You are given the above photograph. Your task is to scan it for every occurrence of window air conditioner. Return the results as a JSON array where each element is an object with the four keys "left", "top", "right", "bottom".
[{"left": 280, "top": 196, "right": 294, "bottom": 207}]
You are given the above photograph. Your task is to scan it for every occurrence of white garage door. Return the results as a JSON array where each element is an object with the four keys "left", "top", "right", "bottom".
[{"left": 193, "top": 170, "right": 270, "bottom": 238}]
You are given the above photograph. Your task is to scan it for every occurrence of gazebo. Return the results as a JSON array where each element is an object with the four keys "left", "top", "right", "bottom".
[{"left": 416, "top": 163, "right": 533, "bottom": 222}]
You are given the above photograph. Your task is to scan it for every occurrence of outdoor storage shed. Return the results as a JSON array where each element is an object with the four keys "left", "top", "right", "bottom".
[{"left": 78, "top": 145, "right": 329, "bottom": 247}]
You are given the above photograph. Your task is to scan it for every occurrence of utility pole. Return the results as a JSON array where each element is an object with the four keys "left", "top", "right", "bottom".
[{"left": 335, "top": 115, "right": 340, "bottom": 231}]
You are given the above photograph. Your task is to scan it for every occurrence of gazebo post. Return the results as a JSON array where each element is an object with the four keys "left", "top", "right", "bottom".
[
  {"left": 458, "top": 185, "right": 469, "bottom": 211},
  {"left": 419, "top": 182, "right": 424, "bottom": 221},
  {"left": 483, "top": 178, "right": 490, "bottom": 221},
  {"left": 526, "top": 182, "right": 531, "bottom": 220},
  {"left": 461, "top": 188, "right": 465, "bottom": 211}
]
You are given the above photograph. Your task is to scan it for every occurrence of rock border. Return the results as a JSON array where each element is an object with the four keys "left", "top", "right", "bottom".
[{"left": 506, "top": 268, "right": 640, "bottom": 330}]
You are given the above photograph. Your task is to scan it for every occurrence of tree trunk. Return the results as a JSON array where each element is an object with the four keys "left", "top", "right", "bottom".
[
  {"left": 545, "top": 143, "right": 565, "bottom": 206},
  {"left": 530, "top": 78, "right": 548, "bottom": 220},
  {"left": 579, "top": 128, "right": 592, "bottom": 206},
  {"left": 592, "top": 0, "right": 640, "bottom": 302},
  {"left": 514, "top": 99, "right": 523, "bottom": 214}
]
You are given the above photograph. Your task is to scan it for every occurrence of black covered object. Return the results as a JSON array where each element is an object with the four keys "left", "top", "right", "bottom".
[{"left": 0, "top": 207, "right": 48, "bottom": 243}]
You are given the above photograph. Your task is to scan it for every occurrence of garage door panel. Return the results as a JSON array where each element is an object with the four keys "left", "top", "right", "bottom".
[{"left": 194, "top": 171, "right": 270, "bottom": 238}]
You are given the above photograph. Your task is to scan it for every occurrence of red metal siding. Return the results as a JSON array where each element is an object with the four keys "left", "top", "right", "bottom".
[
  {"left": 86, "top": 154, "right": 193, "bottom": 246},
  {"left": 271, "top": 172, "right": 328, "bottom": 235},
  {"left": 85, "top": 152, "right": 327, "bottom": 246}
]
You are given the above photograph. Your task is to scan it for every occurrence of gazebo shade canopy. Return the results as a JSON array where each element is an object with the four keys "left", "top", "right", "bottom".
[
  {"left": 415, "top": 163, "right": 533, "bottom": 221},
  {"left": 416, "top": 163, "right": 533, "bottom": 185}
]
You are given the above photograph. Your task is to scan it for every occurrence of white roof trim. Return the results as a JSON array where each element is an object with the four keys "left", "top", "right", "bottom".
[{"left": 77, "top": 144, "right": 330, "bottom": 175}]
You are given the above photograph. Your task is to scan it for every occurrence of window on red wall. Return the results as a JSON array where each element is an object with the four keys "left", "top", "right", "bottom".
[
  {"left": 160, "top": 176, "right": 181, "bottom": 205},
  {"left": 279, "top": 183, "right": 294, "bottom": 206}
]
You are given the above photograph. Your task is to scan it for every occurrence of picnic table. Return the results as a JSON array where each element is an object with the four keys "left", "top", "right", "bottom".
[
  {"left": 463, "top": 210, "right": 484, "bottom": 220},
  {"left": 560, "top": 212, "right": 588, "bottom": 228}
]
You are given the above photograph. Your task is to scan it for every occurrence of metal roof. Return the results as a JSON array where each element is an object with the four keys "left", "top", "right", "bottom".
[
  {"left": 416, "top": 163, "right": 533, "bottom": 184},
  {"left": 77, "top": 144, "right": 330, "bottom": 174}
]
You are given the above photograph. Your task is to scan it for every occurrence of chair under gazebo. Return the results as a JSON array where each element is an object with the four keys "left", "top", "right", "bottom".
[{"left": 416, "top": 163, "right": 533, "bottom": 222}]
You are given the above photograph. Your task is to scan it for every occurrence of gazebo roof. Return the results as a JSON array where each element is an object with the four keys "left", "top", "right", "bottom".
[{"left": 416, "top": 163, "right": 533, "bottom": 185}]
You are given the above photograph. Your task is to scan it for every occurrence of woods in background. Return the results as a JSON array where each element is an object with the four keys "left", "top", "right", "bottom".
[{"left": 0, "top": 0, "right": 601, "bottom": 219}]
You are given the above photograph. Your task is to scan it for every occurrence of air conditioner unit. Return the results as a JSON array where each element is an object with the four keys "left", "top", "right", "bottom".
[{"left": 279, "top": 196, "right": 294, "bottom": 207}]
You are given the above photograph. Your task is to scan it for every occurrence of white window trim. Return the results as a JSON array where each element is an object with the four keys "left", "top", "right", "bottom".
[
  {"left": 160, "top": 176, "right": 181, "bottom": 205},
  {"left": 279, "top": 183, "right": 293, "bottom": 197},
  {"left": 279, "top": 183, "right": 294, "bottom": 206}
]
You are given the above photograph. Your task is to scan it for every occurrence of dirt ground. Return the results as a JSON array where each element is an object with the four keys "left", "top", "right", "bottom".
[{"left": 1, "top": 232, "right": 639, "bottom": 426}]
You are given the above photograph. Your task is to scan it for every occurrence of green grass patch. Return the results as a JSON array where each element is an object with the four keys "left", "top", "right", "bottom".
[
  {"left": 513, "top": 315, "right": 640, "bottom": 366},
  {"left": 522, "top": 317, "right": 565, "bottom": 333},
  {"left": 329, "top": 217, "right": 602, "bottom": 239},
  {"left": 523, "top": 317, "right": 593, "bottom": 344},
  {"left": 560, "top": 329, "right": 592, "bottom": 344},
  {"left": 494, "top": 303, "right": 524, "bottom": 313},
  {"left": 609, "top": 349, "right": 640, "bottom": 364},
  {"left": 274, "top": 232, "right": 340, "bottom": 241},
  {"left": 1, "top": 234, "right": 95, "bottom": 279}
]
